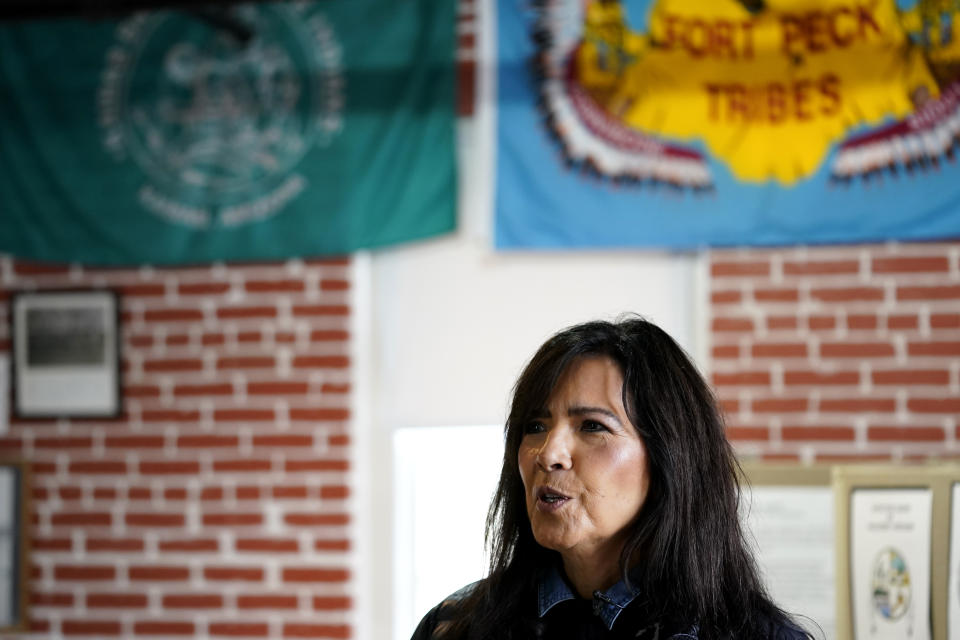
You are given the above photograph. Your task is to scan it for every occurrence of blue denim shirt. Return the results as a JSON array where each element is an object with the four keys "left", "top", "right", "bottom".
[{"left": 537, "top": 562, "right": 647, "bottom": 631}]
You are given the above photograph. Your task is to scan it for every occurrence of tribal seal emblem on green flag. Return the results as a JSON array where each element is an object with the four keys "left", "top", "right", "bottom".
[
  {"left": 98, "top": 6, "right": 343, "bottom": 228},
  {"left": 0, "top": 1, "right": 456, "bottom": 264}
]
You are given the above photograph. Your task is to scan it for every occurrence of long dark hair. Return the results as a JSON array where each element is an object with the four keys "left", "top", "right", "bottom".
[{"left": 439, "top": 317, "right": 808, "bottom": 639}]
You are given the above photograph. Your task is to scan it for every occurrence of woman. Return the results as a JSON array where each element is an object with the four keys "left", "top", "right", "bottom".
[{"left": 412, "top": 317, "right": 812, "bottom": 640}]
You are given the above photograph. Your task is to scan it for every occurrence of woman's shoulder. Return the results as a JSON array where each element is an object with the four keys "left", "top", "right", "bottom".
[{"left": 409, "top": 581, "right": 484, "bottom": 640}]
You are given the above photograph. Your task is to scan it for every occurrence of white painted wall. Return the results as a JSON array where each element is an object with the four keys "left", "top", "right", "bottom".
[{"left": 353, "top": 2, "right": 705, "bottom": 636}]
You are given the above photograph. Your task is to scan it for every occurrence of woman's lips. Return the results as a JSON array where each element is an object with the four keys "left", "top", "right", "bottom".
[{"left": 535, "top": 486, "right": 571, "bottom": 512}]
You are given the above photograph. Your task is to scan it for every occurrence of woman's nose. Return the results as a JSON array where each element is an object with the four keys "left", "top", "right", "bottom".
[{"left": 536, "top": 429, "right": 572, "bottom": 471}]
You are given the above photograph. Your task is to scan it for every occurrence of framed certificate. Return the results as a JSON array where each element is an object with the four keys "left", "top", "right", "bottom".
[{"left": 10, "top": 289, "right": 122, "bottom": 418}]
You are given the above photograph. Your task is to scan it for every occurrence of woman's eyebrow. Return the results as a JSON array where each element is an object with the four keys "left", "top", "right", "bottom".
[{"left": 567, "top": 406, "right": 622, "bottom": 425}]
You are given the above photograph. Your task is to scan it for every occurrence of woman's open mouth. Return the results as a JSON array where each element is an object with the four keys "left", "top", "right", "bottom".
[{"left": 535, "top": 487, "right": 571, "bottom": 512}]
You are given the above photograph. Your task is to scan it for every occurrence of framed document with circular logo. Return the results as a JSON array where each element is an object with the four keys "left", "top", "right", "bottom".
[{"left": 10, "top": 289, "right": 121, "bottom": 418}]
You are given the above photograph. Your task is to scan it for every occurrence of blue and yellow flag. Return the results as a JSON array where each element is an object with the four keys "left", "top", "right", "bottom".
[
  {"left": 0, "top": 1, "right": 456, "bottom": 264},
  {"left": 496, "top": 0, "right": 960, "bottom": 248}
]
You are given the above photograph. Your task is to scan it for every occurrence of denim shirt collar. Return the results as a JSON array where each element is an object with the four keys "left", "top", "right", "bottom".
[{"left": 536, "top": 562, "right": 644, "bottom": 630}]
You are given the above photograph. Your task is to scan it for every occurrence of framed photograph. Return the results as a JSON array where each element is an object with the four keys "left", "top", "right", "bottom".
[
  {"left": 10, "top": 289, "right": 121, "bottom": 418},
  {"left": 0, "top": 461, "right": 29, "bottom": 633}
]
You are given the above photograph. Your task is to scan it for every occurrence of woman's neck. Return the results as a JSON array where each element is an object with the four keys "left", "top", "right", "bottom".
[{"left": 560, "top": 549, "right": 623, "bottom": 599}]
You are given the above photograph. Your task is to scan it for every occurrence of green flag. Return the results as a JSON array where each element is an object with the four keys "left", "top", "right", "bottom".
[{"left": 0, "top": 2, "right": 456, "bottom": 264}]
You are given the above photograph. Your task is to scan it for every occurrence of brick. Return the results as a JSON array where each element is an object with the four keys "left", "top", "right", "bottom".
[
  {"left": 180, "top": 282, "right": 230, "bottom": 295},
  {"left": 314, "top": 539, "right": 350, "bottom": 552},
  {"left": 908, "top": 341, "right": 960, "bottom": 356},
  {"left": 285, "top": 459, "right": 350, "bottom": 472},
  {"left": 289, "top": 408, "right": 350, "bottom": 421},
  {"left": 0, "top": 437, "right": 22, "bottom": 452},
  {"left": 292, "top": 304, "right": 349, "bottom": 317},
  {"left": 313, "top": 597, "right": 351, "bottom": 610},
  {"left": 158, "top": 539, "right": 219, "bottom": 552},
  {"left": 128, "top": 487, "right": 153, "bottom": 500},
  {"left": 33, "top": 537, "right": 72, "bottom": 551},
  {"left": 32, "top": 461, "right": 56, "bottom": 475},
  {"left": 52, "top": 512, "right": 112, "bottom": 526},
  {"left": 104, "top": 435, "right": 165, "bottom": 448},
  {"left": 711, "top": 317, "right": 754, "bottom": 332},
  {"left": 808, "top": 315, "right": 837, "bottom": 330},
  {"left": 236, "top": 538, "right": 299, "bottom": 553},
  {"left": 164, "top": 488, "right": 188, "bottom": 500},
  {"left": 815, "top": 453, "right": 893, "bottom": 462},
  {"left": 162, "top": 594, "right": 224, "bottom": 609},
  {"left": 214, "top": 408, "right": 276, "bottom": 421},
  {"left": 33, "top": 486, "right": 50, "bottom": 501},
  {"left": 202, "top": 487, "right": 225, "bottom": 500},
  {"left": 872, "top": 256, "right": 949, "bottom": 273},
  {"left": 898, "top": 285, "right": 960, "bottom": 300},
  {"left": 29, "top": 619, "right": 51, "bottom": 633},
  {"left": 120, "top": 283, "right": 166, "bottom": 297},
  {"left": 868, "top": 426, "right": 945, "bottom": 441},
  {"left": 751, "top": 343, "right": 807, "bottom": 358},
  {"left": 140, "top": 461, "right": 201, "bottom": 475},
  {"left": 125, "top": 384, "right": 162, "bottom": 398},
  {"left": 174, "top": 383, "right": 233, "bottom": 396},
  {"left": 711, "top": 290, "right": 742, "bottom": 304},
  {"left": 811, "top": 287, "right": 883, "bottom": 302},
  {"left": 283, "top": 624, "right": 351, "bottom": 639},
  {"left": 93, "top": 487, "right": 117, "bottom": 500},
  {"left": 13, "top": 260, "right": 69, "bottom": 275},
  {"left": 126, "top": 513, "right": 185, "bottom": 527},
  {"left": 32, "top": 591, "right": 74, "bottom": 606},
  {"left": 284, "top": 513, "right": 350, "bottom": 526},
  {"left": 711, "top": 260, "right": 770, "bottom": 277},
  {"left": 86, "top": 538, "right": 144, "bottom": 552},
  {"left": 292, "top": 355, "right": 350, "bottom": 369},
  {"left": 59, "top": 486, "right": 82, "bottom": 500},
  {"left": 908, "top": 398, "right": 960, "bottom": 413},
  {"left": 726, "top": 426, "right": 769, "bottom": 441},
  {"left": 276, "top": 331, "right": 297, "bottom": 343},
  {"left": 129, "top": 334, "right": 154, "bottom": 347},
  {"left": 273, "top": 486, "right": 309, "bottom": 499},
  {"left": 783, "top": 259, "right": 859, "bottom": 276},
  {"left": 133, "top": 621, "right": 196, "bottom": 635},
  {"left": 166, "top": 334, "right": 190, "bottom": 346},
  {"left": 203, "top": 513, "right": 263, "bottom": 527},
  {"left": 766, "top": 316, "right": 798, "bottom": 330},
  {"left": 320, "top": 279, "right": 350, "bottom": 291},
  {"left": 754, "top": 288, "right": 799, "bottom": 302},
  {"left": 245, "top": 279, "right": 305, "bottom": 293},
  {"left": 711, "top": 372, "right": 770, "bottom": 387},
  {"left": 872, "top": 369, "right": 950, "bottom": 385},
  {"left": 712, "top": 345, "right": 740, "bottom": 359},
  {"left": 238, "top": 330, "right": 262, "bottom": 342},
  {"left": 209, "top": 622, "right": 269, "bottom": 637},
  {"left": 34, "top": 436, "right": 93, "bottom": 449},
  {"left": 784, "top": 370, "right": 859, "bottom": 386},
  {"left": 204, "top": 566, "right": 264, "bottom": 582},
  {"left": 820, "top": 342, "right": 895, "bottom": 358},
  {"left": 143, "top": 358, "right": 204, "bottom": 372},
  {"left": 178, "top": 435, "right": 240, "bottom": 448},
  {"left": 931, "top": 313, "right": 960, "bottom": 328},
  {"left": 847, "top": 314, "right": 878, "bottom": 330},
  {"left": 320, "top": 485, "right": 349, "bottom": 499},
  {"left": 322, "top": 383, "right": 350, "bottom": 394},
  {"left": 247, "top": 381, "right": 309, "bottom": 395},
  {"left": 752, "top": 398, "right": 808, "bottom": 413},
  {"left": 55, "top": 565, "right": 116, "bottom": 581},
  {"left": 202, "top": 332, "right": 227, "bottom": 345},
  {"left": 719, "top": 398, "right": 739, "bottom": 415},
  {"left": 887, "top": 314, "right": 919, "bottom": 330},
  {"left": 253, "top": 434, "right": 314, "bottom": 447},
  {"left": 217, "top": 306, "right": 277, "bottom": 319},
  {"left": 144, "top": 308, "right": 204, "bottom": 322},
  {"left": 237, "top": 594, "right": 299, "bottom": 609},
  {"left": 236, "top": 485, "right": 261, "bottom": 500},
  {"left": 129, "top": 565, "right": 190, "bottom": 581},
  {"left": 213, "top": 459, "right": 272, "bottom": 473},
  {"left": 218, "top": 356, "right": 275, "bottom": 369},
  {"left": 69, "top": 461, "right": 126, "bottom": 474},
  {"left": 62, "top": 620, "right": 122, "bottom": 635},
  {"left": 141, "top": 409, "right": 201, "bottom": 422},
  {"left": 328, "top": 434, "right": 350, "bottom": 447},
  {"left": 87, "top": 593, "right": 148, "bottom": 608},
  {"left": 282, "top": 567, "right": 350, "bottom": 583},
  {"left": 781, "top": 426, "right": 855, "bottom": 441},
  {"left": 819, "top": 398, "right": 896, "bottom": 412}
]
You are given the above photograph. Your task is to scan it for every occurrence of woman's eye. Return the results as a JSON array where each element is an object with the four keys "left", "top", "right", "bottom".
[
  {"left": 581, "top": 420, "right": 608, "bottom": 433},
  {"left": 523, "top": 421, "right": 546, "bottom": 435}
]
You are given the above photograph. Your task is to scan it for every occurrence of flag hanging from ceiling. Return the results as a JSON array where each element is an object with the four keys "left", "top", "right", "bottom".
[
  {"left": 0, "top": 1, "right": 456, "bottom": 265},
  {"left": 495, "top": 0, "right": 960, "bottom": 249}
]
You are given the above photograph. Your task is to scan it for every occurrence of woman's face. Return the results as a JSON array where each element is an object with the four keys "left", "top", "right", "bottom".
[{"left": 517, "top": 356, "right": 649, "bottom": 562}]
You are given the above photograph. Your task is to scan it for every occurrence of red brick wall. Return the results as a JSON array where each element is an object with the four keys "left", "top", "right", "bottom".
[
  {"left": 0, "top": 256, "right": 354, "bottom": 639},
  {"left": 709, "top": 241, "right": 959, "bottom": 463}
]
